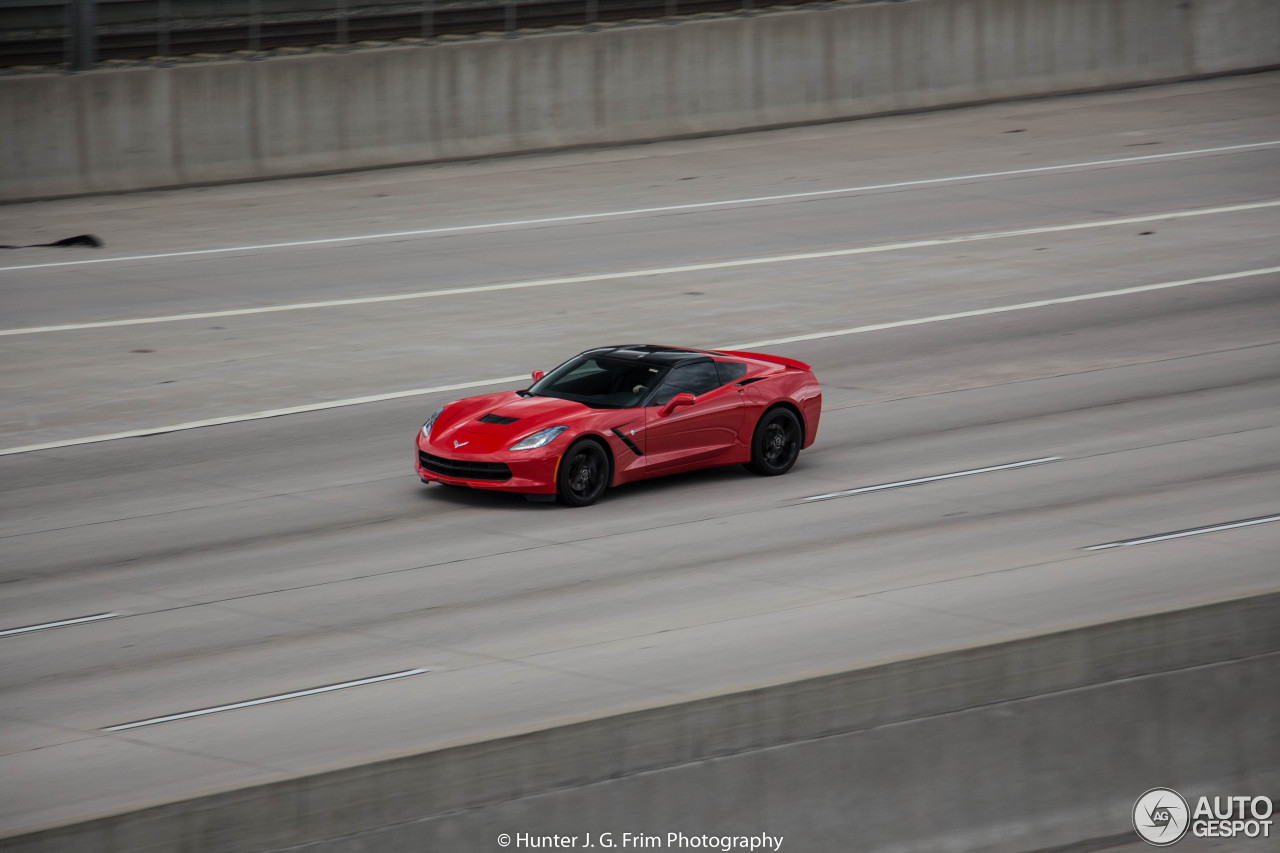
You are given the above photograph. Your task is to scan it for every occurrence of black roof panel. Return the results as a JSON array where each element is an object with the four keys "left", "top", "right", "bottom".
[{"left": 581, "top": 345, "right": 711, "bottom": 365}]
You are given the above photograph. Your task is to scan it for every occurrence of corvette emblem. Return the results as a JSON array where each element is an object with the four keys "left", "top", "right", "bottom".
[{"left": 453, "top": 440, "right": 469, "bottom": 449}]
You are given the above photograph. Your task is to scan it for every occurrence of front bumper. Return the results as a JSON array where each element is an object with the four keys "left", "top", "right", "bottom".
[{"left": 415, "top": 437, "right": 559, "bottom": 494}]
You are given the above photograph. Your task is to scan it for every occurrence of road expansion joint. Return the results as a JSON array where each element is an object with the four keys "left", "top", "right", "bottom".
[
  {"left": 105, "top": 730, "right": 292, "bottom": 775},
  {"left": 856, "top": 591, "right": 1029, "bottom": 630}
]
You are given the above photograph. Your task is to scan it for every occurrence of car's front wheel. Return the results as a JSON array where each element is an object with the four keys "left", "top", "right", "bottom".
[
  {"left": 746, "top": 407, "right": 802, "bottom": 476},
  {"left": 556, "top": 439, "right": 611, "bottom": 506}
]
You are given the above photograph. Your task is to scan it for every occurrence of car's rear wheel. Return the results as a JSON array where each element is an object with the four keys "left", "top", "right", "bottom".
[
  {"left": 746, "top": 407, "right": 802, "bottom": 476},
  {"left": 556, "top": 439, "right": 611, "bottom": 506}
]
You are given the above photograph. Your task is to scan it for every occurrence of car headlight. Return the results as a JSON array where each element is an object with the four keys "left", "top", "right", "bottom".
[
  {"left": 421, "top": 406, "right": 445, "bottom": 438},
  {"left": 510, "top": 425, "right": 569, "bottom": 451}
]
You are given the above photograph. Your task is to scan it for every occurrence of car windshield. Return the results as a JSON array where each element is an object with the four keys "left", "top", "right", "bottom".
[{"left": 527, "top": 355, "right": 665, "bottom": 409}]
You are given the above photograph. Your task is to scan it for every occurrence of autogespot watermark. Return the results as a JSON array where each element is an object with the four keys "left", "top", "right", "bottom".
[
  {"left": 1133, "top": 788, "right": 1274, "bottom": 846},
  {"left": 495, "top": 832, "right": 783, "bottom": 850}
]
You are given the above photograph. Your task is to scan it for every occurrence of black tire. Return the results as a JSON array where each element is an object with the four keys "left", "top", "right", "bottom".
[
  {"left": 746, "top": 407, "right": 802, "bottom": 476},
  {"left": 556, "top": 439, "right": 611, "bottom": 507}
]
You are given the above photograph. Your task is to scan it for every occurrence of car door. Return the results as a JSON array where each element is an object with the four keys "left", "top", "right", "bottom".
[{"left": 643, "top": 361, "right": 745, "bottom": 471}]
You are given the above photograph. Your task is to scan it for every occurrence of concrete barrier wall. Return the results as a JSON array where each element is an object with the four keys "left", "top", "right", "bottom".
[
  {"left": 1192, "top": 0, "right": 1280, "bottom": 74},
  {"left": 4, "top": 593, "right": 1278, "bottom": 852},
  {"left": 2, "top": 0, "right": 1279, "bottom": 201}
]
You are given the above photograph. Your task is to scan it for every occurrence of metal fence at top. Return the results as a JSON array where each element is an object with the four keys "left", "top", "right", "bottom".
[{"left": 0, "top": 0, "right": 772, "bottom": 70}]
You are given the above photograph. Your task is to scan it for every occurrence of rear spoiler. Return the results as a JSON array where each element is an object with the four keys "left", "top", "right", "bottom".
[{"left": 712, "top": 350, "right": 811, "bottom": 371}]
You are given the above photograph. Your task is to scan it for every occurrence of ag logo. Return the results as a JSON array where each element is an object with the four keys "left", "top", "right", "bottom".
[{"left": 1134, "top": 788, "right": 1190, "bottom": 846}]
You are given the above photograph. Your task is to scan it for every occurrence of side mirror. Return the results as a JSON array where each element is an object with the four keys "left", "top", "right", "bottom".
[
  {"left": 661, "top": 392, "right": 695, "bottom": 416},
  {"left": 531, "top": 370, "right": 545, "bottom": 382}
]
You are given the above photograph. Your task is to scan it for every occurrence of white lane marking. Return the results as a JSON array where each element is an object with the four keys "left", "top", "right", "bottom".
[
  {"left": 4, "top": 263, "right": 1277, "bottom": 458},
  {"left": 0, "top": 612, "right": 121, "bottom": 637},
  {"left": 0, "top": 376, "right": 527, "bottom": 457},
  {"left": 726, "top": 265, "right": 1280, "bottom": 350},
  {"left": 803, "top": 458, "right": 1061, "bottom": 502},
  {"left": 4, "top": 198, "right": 1279, "bottom": 338},
  {"left": 104, "top": 668, "right": 430, "bottom": 731},
  {"left": 1084, "top": 514, "right": 1280, "bottom": 551},
  {"left": 2, "top": 141, "right": 1276, "bottom": 275},
  {"left": 2, "top": 264, "right": 1277, "bottom": 457}
]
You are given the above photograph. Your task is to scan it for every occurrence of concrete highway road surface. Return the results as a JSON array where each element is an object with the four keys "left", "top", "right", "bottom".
[{"left": 1, "top": 71, "right": 1278, "bottom": 837}]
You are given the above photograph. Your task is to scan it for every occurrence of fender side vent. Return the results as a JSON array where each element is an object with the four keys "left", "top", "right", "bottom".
[{"left": 611, "top": 428, "right": 644, "bottom": 456}]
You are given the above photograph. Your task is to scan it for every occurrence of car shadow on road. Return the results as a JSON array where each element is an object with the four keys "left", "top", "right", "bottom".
[{"left": 414, "top": 461, "right": 793, "bottom": 510}]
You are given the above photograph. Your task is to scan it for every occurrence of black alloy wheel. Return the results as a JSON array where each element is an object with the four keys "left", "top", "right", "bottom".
[
  {"left": 746, "top": 407, "right": 801, "bottom": 476},
  {"left": 557, "top": 439, "right": 611, "bottom": 506}
]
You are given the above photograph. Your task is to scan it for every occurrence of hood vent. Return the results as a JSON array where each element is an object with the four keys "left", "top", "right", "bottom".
[{"left": 478, "top": 413, "right": 520, "bottom": 425}]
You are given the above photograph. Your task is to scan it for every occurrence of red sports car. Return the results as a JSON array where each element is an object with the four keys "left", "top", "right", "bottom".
[{"left": 415, "top": 345, "right": 821, "bottom": 506}]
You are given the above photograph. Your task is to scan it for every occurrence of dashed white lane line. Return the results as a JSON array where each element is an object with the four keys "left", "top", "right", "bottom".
[
  {"left": 103, "top": 668, "right": 430, "bottom": 731},
  {"left": 0, "top": 376, "right": 527, "bottom": 456},
  {"left": 3, "top": 199, "right": 1279, "bottom": 338},
  {"left": 2, "top": 141, "right": 1276, "bottom": 276},
  {"left": 1084, "top": 514, "right": 1280, "bottom": 551},
  {"left": 0, "top": 613, "right": 121, "bottom": 637},
  {"left": 803, "top": 458, "right": 1062, "bottom": 502},
  {"left": 725, "top": 265, "right": 1280, "bottom": 350},
  {"left": 2, "top": 265, "right": 1277, "bottom": 457},
  {"left": 2, "top": 262, "right": 1280, "bottom": 458}
]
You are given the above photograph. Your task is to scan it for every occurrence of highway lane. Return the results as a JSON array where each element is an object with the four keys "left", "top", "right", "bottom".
[
  {"left": 2, "top": 281, "right": 1277, "bottom": 834},
  {"left": 2, "top": 75, "right": 1279, "bottom": 454},
  {"left": 1, "top": 144, "right": 1278, "bottom": 335},
  {"left": 1, "top": 199, "right": 1277, "bottom": 449},
  {"left": 2, "top": 73, "right": 1279, "bottom": 836}
]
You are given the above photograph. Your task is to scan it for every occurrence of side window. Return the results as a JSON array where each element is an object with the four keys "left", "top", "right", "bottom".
[
  {"left": 651, "top": 362, "right": 722, "bottom": 406},
  {"left": 715, "top": 361, "right": 747, "bottom": 385}
]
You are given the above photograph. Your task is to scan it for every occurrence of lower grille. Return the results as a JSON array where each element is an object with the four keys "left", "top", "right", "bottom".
[{"left": 419, "top": 451, "right": 512, "bottom": 481}]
